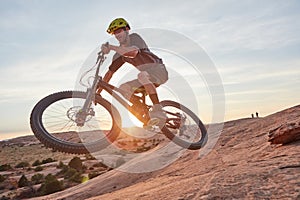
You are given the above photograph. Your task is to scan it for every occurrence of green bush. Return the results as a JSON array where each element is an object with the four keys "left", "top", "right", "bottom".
[
  {"left": 136, "top": 146, "right": 151, "bottom": 153},
  {"left": 31, "top": 173, "right": 44, "bottom": 185},
  {"left": 58, "top": 165, "right": 69, "bottom": 176},
  {"left": 57, "top": 161, "right": 66, "bottom": 169},
  {"left": 41, "top": 158, "right": 56, "bottom": 164},
  {"left": 68, "top": 172, "right": 83, "bottom": 183},
  {"left": 63, "top": 168, "right": 77, "bottom": 179},
  {"left": 39, "top": 174, "right": 63, "bottom": 195},
  {"left": 68, "top": 157, "right": 83, "bottom": 172},
  {"left": 92, "top": 162, "right": 108, "bottom": 168},
  {"left": 32, "top": 160, "right": 42, "bottom": 166},
  {"left": 0, "top": 195, "right": 10, "bottom": 200},
  {"left": 63, "top": 167, "right": 83, "bottom": 183},
  {"left": 15, "top": 161, "right": 30, "bottom": 168},
  {"left": 18, "top": 175, "right": 29, "bottom": 187},
  {"left": 0, "top": 175, "right": 5, "bottom": 183},
  {"left": 0, "top": 164, "right": 12, "bottom": 171},
  {"left": 88, "top": 172, "right": 100, "bottom": 179},
  {"left": 34, "top": 166, "right": 43, "bottom": 172}
]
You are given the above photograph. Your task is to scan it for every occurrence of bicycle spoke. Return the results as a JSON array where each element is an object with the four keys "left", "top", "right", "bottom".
[
  {"left": 164, "top": 105, "right": 200, "bottom": 143},
  {"left": 40, "top": 95, "right": 114, "bottom": 145}
]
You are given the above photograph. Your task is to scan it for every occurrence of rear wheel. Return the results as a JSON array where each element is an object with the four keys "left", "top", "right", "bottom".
[
  {"left": 30, "top": 91, "right": 121, "bottom": 154},
  {"left": 161, "top": 100, "right": 207, "bottom": 150}
]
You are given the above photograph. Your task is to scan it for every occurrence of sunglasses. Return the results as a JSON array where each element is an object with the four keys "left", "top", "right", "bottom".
[{"left": 113, "top": 28, "right": 125, "bottom": 35}]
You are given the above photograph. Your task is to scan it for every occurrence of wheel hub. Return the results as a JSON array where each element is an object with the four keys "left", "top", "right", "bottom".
[{"left": 67, "top": 106, "right": 94, "bottom": 126}]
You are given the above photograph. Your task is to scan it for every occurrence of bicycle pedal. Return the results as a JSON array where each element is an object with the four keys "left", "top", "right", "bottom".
[
  {"left": 147, "top": 118, "right": 160, "bottom": 127},
  {"left": 143, "top": 124, "right": 163, "bottom": 134}
]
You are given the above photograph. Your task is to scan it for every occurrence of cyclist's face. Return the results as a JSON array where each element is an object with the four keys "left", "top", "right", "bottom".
[{"left": 114, "top": 28, "right": 127, "bottom": 44}]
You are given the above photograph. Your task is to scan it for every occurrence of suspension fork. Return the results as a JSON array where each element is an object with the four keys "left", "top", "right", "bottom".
[{"left": 75, "top": 77, "right": 100, "bottom": 127}]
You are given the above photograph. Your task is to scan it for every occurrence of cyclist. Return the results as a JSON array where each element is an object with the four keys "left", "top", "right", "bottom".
[{"left": 99, "top": 18, "right": 168, "bottom": 127}]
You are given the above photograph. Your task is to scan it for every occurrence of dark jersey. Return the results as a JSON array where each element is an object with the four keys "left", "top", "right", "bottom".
[{"left": 109, "top": 33, "right": 163, "bottom": 72}]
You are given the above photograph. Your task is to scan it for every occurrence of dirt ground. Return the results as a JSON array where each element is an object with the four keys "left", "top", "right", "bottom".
[{"left": 26, "top": 105, "right": 300, "bottom": 200}]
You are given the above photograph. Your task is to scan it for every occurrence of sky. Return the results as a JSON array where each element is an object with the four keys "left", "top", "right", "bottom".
[{"left": 0, "top": 0, "right": 299, "bottom": 140}]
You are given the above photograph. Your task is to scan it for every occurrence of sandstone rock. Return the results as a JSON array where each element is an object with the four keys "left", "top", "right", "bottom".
[{"left": 268, "top": 122, "right": 300, "bottom": 144}]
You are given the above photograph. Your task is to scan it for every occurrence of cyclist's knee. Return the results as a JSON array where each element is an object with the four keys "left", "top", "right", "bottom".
[
  {"left": 138, "top": 71, "right": 151, "bottom": 85},
  {"left": 119, "top": 83, "right": 132, "bottom": 98},
  {"left": 119, "top": 83, "right": 131, "bottom": 92}
]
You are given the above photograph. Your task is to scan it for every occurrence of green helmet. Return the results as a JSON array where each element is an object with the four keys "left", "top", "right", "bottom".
[{"left": 107, "top": 18, "right": 131, "bottom": 34}]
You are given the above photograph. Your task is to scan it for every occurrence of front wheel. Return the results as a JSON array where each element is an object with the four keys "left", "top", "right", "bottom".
[
  {"left": 161, "top": 100, "right": 207, "bottom": 150},
  {"left": 30, "top": 91, "right": 121, "bottom": 154}
]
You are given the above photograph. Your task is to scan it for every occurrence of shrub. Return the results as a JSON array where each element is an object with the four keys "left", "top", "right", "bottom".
[
  {"left": 31, "top": 173, "right": 44, "bottom": 185},
  {"left": 57, "top": 165, "right": 69, "bottom": 176},
  {"left": 63, "top": 168, "right": 77, "bottom": 179},
  {"left": 0, "top": 164, "right": 12, "bottom": 171},
  {"left": 39, "top": 174, "right": 63, "bottom": 195},
  {"left": 15, "top": 187, "right": 37, "bottom": 199},
  {"left": 0, "top": 175, "right": 5, "bottom": 183},
  {"left": 57, "top": 161, "right": 66, "bottom": 169},
  {"left": 88, "top": 172, "right": 100, "bottom": 179},
  {"left": 34, "top": 166, "right": 43, "bottom": 172},
  {"left": 63, "top": 167, "right": 83, "bottom": 183},
  {"left": 136, "top": 146, "right": 151, "bottom": 153},
  {"left": 32, "top": 160, "right": 42, "bottom": 166},
  {"left": 68, "top": 157, "right": 83, "bottom": 172},
  {"left": 18, "top": 175, "right": 29, "bottom": 187},
  {"left": 41, "top": 158, "right": 55, "bottom": 164},
  {"left": 0, "top": 195, "right": 10, "bottom": 200},
  {"left": 68, "top": 172, "right": 83, "bottom": 183},
  {"left": 92, "top": 162, "right": 108, "bottom": 168},
  {"left": 15, "top": 161, "right": 30, "bottom": 168}
]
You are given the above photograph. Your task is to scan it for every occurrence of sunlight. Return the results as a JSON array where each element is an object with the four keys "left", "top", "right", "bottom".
[{"left": 128, "top": 112, "right": 143, "bottom": 127}]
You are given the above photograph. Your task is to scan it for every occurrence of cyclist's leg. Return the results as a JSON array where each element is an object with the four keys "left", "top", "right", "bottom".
[
  {"left": 119, "top": 79, "right": 143, "bottom": 103},
  {"left": 137, "top": 71, "right": 160, "bottom": 105},
  {"left": 140, "top": 63, "right": 168, "bottom": 105},
  {"left": 138, "top": 64, "right": 169, "bottom": 127}
]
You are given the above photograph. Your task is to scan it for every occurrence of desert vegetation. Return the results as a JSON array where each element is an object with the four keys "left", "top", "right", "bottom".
[{"left": 0, "top": 140, "right": 112, "bottom": 200}]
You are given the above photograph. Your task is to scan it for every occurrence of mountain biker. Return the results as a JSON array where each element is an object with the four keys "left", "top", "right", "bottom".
[{"left": 98, "top": 18, "right": 168, "bottom": 127}]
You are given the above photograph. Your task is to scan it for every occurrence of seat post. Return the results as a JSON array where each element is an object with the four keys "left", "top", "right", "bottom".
[{"left": 141, "top": 92, "right": 146, "bottom": 104}]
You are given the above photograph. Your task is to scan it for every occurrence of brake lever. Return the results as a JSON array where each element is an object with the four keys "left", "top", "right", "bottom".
[
  {"left": 96, "top": 42, "right": 109, "bottom": 63},
  {"left": 96, "top": 51, "right": 103, "bottom": 64}
]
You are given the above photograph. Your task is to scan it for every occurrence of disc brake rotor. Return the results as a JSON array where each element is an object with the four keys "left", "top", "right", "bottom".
[{"left": 67, "top": 106, "right": 94, "bottom": 123}]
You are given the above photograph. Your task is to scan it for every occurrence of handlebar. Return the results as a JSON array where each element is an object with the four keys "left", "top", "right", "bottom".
[
  {"left": 79, "top": 45, "right": 107, "bottom": 88},
  {"left": 96, "top": 42, "right": 109, "bottom": 64},
  {"left": 96, "top": 51, "right": 104, "bottom": 64}
]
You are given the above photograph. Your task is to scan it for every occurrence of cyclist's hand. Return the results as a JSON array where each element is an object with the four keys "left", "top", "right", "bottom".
[{"left": 101, "top": 43, "right": 110, "bottom": 54}]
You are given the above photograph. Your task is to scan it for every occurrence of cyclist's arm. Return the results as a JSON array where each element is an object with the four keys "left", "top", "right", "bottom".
[
  {"left": 108, "top": 44, "right": 138, "bottom": 58},
  {"left": 97, "top": 54, "right": 124, "bottom": 94}
]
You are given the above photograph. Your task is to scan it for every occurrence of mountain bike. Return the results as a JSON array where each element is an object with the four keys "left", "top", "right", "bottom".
[{"left": 30, "top": 50, "right": 207, "bottom": 154}]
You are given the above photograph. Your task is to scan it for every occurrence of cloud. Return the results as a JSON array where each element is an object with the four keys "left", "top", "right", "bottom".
[
  {"left": 166, "top": 1, "right": 300, "bottom": 54},
  {"left": 0, "top": 0, "right": 300, "bottom": 138}
]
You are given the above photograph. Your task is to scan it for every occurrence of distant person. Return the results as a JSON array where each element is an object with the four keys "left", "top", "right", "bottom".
[
  {"left": 256, "top": 112, "right": 259, "bottom": 118},
  {"left": 98, "top": 18, "right": 169, "bottom": 127},
  {"left": 251, "top": 113, "right": 254, "bottom": 118}
]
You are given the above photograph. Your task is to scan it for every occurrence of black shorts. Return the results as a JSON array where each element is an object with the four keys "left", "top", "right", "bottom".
[{"left": 124, "top": 63, "right": 168, "bottom": 91}]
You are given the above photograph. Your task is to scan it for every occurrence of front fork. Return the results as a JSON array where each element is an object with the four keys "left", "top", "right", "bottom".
[{"left": 75, "top": 78, "right": 100, "bottom": 127}]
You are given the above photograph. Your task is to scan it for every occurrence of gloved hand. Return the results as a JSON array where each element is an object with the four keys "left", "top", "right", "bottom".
[{"left": 101, "top": 42, "right": 110, "bottom": 54}]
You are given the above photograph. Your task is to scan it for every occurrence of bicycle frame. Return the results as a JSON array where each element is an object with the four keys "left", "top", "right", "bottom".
[
  {"left": 99, "top": 79, "right": 149, "bottom": 119},
  {"left": 77, "top": 51, "right": 150, "bottom": 126}
]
